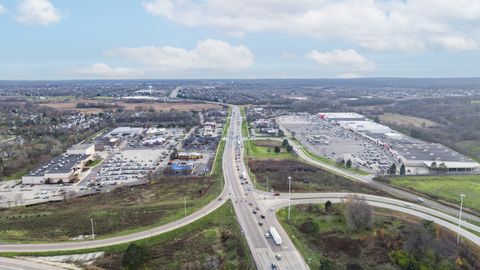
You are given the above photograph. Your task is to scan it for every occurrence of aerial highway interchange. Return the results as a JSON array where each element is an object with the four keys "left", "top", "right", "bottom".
[{"left": 1, "top": 105, "right": 480, "bottom": 270}]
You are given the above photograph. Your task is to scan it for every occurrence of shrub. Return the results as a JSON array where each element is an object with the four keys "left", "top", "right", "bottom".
[{"left": 122, "top": 243, "right": 149, "bottom": 270}]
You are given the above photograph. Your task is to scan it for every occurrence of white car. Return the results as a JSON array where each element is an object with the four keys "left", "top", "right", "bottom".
[{"left": 265, "top": 232, "right": 270, "bottom": 238}]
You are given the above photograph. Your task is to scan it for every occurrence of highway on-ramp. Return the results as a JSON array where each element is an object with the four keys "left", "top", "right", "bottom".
[
  {"left": 0, "top": 257, "right": 63, "bottom": 270},
  {"left": 262, "top": 195, "right": 480, "bottom": 247}
]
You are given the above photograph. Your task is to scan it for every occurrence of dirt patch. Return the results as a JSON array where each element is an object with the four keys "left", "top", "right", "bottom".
[{"left": 317, "top": 235, "right": 363, "bottom": 258}]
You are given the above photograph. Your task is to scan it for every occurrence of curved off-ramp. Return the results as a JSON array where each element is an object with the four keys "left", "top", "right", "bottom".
[{"left": 264, "top": 195, "right": 480, "bottom": 247}]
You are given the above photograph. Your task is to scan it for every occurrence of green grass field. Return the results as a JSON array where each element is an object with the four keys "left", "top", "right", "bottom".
[
  {"left": 386, "top": 175, "right": 480, "bottom": 212},
  {"left": 245, "top": 140, "right": 296, "bottom": 160}
]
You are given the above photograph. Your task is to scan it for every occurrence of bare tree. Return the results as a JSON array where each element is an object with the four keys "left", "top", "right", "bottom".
[{"left": 344, "top": 194, "right": 372, "bottom": 232}]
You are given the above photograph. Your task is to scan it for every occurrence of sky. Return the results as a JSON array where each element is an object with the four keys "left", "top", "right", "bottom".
[{"left": 0, "top": 0, "right": 480, "bottom": 80}]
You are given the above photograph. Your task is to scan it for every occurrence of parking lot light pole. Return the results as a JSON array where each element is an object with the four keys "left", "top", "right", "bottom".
[
  {"left": 457, "top": 193, "right": 466, "bottom": 245},
  {"left": 288, "top": 176, "right": 292, "bottom": 220},
  {"left": 90, "top": 218, "right": 95, "bottom": 240}
]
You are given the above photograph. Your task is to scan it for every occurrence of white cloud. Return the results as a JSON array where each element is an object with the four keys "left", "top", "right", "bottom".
[
  {"left": 68, "top": 63, "right": 144, "bottom": 78},
  {"left": 0, "top": 4, "right": 7, "bottom": 15},
  {"left": 142, "top": 0, "right": 480, "bottom": 52},
  {"left": 306, "top": 49, "right": 374, "bottom": 71},
  {"left": 337, "top": 72, "right": 361, "bottom": 79},
  {"left": 428, "top": 35, "right": 477, "bottom": 51},
  {"left": 16, "top": 0, "right": 61, "bottom": 26},
  {"left": 106, "top": 39, "right": 253, "bottom": 72}
]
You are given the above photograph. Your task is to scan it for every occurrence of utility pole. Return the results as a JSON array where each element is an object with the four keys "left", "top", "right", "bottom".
[
  {"left": 457, "top": 193, "right": 466, "bottom": 245},
  {"left": 288, "top": 176, "right": 292, "bottom": 220},
  {"left": 184, "top": 196, "right": 187, "bottom": 217},
  {"left": 90, "top": 218, "right": 95, "bottom": 240}
]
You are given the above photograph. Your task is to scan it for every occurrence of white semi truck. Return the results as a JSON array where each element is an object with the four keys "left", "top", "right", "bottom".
[{"left": 269, "top": 226, "right": 282, "bottom": 245}]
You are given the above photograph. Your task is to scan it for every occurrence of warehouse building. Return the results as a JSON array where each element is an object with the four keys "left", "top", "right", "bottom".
[
  {"left": 318, "top": 112, "right": 480, "bottom": 175},
  {"left": 22, "top": 154, "right": 91, "bottom": 184},
  {"left": 318, "top": 112, "right": 365, "bottom": 121},
  {"left": 104, "top": 127, "right": 144, "bottom": 138}
]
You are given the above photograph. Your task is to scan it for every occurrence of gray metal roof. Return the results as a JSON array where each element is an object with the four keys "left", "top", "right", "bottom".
[{"left": 27, "top": 154, "right": 89, "bottom": 176}]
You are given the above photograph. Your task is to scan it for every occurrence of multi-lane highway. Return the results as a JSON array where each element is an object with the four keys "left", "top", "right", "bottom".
[{"left": 225, "top": 106, "right": 309, "bottom": 269}]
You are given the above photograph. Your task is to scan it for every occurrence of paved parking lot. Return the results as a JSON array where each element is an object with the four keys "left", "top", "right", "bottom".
[
  {"left": 278, "top": 115, "right": 395, "bottom": 173},
  {"left": 0, "top": 180, "right": 75, "bottom": 207}
]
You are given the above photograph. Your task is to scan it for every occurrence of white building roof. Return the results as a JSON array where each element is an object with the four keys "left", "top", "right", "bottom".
[
  {"left": 340, "top": 120, "right": 392, "bottom": 134},
  {"left": 318, "top": 112, "right": 365, "bottom": 120},
  {"left": 423, "top": 161, "right": 480, "bottom": 169}
]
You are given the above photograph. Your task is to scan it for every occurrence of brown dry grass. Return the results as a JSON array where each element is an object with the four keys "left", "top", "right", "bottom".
[
  {"left": 39, "top": 98, "right": 221, "bottom": 113},
  {"left": 379, "top": 113, "right": 439, "bottom": 128}
]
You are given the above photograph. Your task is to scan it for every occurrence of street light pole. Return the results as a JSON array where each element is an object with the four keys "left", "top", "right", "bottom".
[
  {"left": 457, "top": 193, "right": 466, "bottom": 245},
  {"left": 90, "top": 218, "right": 95, "bottom": 240},
  {"left": 288, "top": 176, "right": 292, "bottom": 220}
]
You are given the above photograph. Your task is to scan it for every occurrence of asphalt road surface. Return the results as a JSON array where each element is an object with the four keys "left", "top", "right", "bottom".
[
  {"left": 0, "top": 257, "right": 62, "bottom": 270},
  {"left": 226, "top": 106, "right": 309, "bottom": 270}
]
